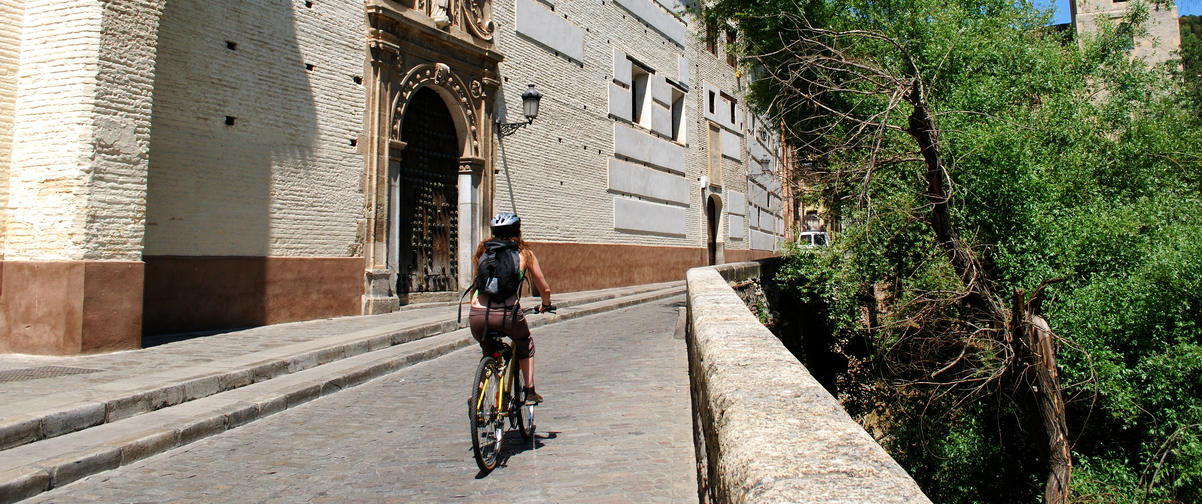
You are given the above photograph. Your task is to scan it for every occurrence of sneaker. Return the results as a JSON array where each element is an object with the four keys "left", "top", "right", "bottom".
[{"left": 524, "top": 387, "right": 543, "bottom": 405}]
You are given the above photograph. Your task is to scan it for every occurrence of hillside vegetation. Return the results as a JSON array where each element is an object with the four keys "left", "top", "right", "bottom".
[{"left": 706, "top": 1, "right": 1202, "bottom": 502}]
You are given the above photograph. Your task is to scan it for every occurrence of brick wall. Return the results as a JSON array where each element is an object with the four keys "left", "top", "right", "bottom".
[
  {"left": 142, "top": 0, "right": 367, "bottom": 258},
  {"left": 0, "top": 0, "right": 22, "bottom": 255},
  {"left": 2, "top": 0, "right": 169, "bottom": 261},
  {"left": 4, "top": 0, "right": 780, "bottom": 262},
  {"left": 86, "top": 0, "right": 166, "bottom": 260},
  {"left": 6, "top": 0, "right": 98, "bottom": 259},
  {"left": 691, "top": 11, "right": 752, "bottom": 253},
  {"left": 489, "top": 0, "right": 779, "bottom": 252}
]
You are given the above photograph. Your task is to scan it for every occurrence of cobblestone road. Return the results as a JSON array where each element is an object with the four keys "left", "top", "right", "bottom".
[{"left": 29, "top": 297, "right": 697, "bottom": 503}]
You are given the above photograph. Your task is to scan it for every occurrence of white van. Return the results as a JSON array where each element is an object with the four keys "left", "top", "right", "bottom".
[{"left": 797, "top": 230, "right": 830, "bottom": 247}]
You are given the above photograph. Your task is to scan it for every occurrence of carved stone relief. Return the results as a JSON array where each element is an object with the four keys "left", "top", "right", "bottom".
[
  {"left": 390, "top": 63, "right": 481, "bottom": 157},
  {"left": 461, "top": 0, "right": 494, "bottom": 41},
  {"left": 368, "top": 40, "right": 403, "bottom": 72},
  {"left": 432, "top": 0, "right": 452, "bottom": 28},
  {"left": 376, "top": 0, "right": 493, "bottom": 42}
]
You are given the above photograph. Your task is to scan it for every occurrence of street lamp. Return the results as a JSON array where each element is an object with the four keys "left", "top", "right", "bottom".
[{"left": 497, "top": 84, "right": 541, "bottom": 137}]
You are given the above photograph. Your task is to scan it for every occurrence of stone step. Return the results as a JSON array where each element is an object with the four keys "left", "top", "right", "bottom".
[{"left": 0, "top": 284, "right": 683, "bottom": 504}]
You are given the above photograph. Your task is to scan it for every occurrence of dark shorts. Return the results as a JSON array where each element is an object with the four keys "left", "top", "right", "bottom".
[{"left": 468, "top": 302, "right": 535, "bottom": 360}]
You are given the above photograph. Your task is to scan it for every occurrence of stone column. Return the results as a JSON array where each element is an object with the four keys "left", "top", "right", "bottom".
[
  {"left": 479, "top": 77, "right": 500, "bottom": 236},
  {"left": 457, "top": 157, "right": 484, "bottom": 290},
  {"left": 361, "top": 41, "right": 401, "bottom": 314},
  {"left": 1, "top": 0, "right": 165, "bottom": 355}
]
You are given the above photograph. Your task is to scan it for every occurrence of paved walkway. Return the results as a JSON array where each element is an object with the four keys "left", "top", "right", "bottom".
[
  {"left": 0, "top": 282, "right": 677, "bottom": 414},
  {"left": 22, "top": 297, "right": 697, "bottom": 503}
]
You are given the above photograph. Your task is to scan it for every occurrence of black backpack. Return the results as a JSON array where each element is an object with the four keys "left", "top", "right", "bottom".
[{"left": 474, "top": 239, "right": 521, "bottom": 300}]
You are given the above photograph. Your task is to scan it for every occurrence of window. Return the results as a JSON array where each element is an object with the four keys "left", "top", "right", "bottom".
[
  {"left": 708, "top": 90, "right": 716, "bottom": 115},
  {"left": 631, "top": 63, "right": 652, "bottom": 128},
  {"left": 670, "top": 87, "right": 686, "bottom": 142},
  {"left": 707, "top": 122, "right": 723, "bottom": 187},
  {"left": 721, "top": 91, "right": 737, "bottom": 125},
  {"left": 1118, "top": 21, "right": 1135, "bottom": 51},
  {"left": 725, "top": 28, "right": 737, "bottom": 67}
]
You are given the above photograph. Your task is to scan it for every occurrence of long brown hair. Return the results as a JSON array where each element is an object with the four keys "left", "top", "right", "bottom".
[{"left": 472, "top": 235, "right": 532, "bottom": 270}]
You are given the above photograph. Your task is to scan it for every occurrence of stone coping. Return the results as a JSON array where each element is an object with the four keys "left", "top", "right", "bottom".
[{"left": 685, "top": 262, "right": 931, "bottom": 503}]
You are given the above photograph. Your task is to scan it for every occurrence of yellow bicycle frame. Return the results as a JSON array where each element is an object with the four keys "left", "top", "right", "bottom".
[{"left": 475, "top": 339, "right": 520, "bottom": 419}]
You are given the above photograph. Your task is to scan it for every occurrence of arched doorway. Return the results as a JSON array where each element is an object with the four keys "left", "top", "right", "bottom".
[
  {"left": 396, "top": 87, "right": 460, "bottom": 294},
  {"left": 706, "top": 196, "right": 718, "bottom": 265}
]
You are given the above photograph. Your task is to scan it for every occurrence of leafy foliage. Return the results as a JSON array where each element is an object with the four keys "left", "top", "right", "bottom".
[
  {"left": 706, "top": 0, "right": 1202, "bottom": 502},
  {"left": 1182, "top": 15, "right": 1202, "bottom": 115}
]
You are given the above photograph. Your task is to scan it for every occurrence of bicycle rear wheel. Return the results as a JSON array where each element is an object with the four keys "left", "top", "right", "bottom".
[
  {"left": 512, "top": 368, "right": 535, "bottom": 440},
  {"left": 470, "top": 356, "right": 503, "bottom": 472}
]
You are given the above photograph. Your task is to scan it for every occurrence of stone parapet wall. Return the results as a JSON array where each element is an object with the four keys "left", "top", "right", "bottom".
[{"left": 685, "top": 261, "right": 931, "bottom": 503}]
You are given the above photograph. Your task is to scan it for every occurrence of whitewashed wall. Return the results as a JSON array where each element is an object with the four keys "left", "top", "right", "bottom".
[
  {"left": 1, "top": 0, "right": 787, "bottom": 260},
  {"left": 0, "top": 0, "right": 22, "bottom": 255},
  {"left": 141, "top": 0, "right": 366, "bottom": 257},
  {"left": 5, "top": 0, "right": 165, "bottom": 261},
  {"left": 493, "top": 0, "right": 703, "bottom": 246}
]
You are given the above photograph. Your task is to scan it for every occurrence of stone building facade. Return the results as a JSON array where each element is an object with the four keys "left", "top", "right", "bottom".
[
  {"left": 1070, "top": 0, "right": 1181, "bottom": 65},
  {"left": 0, "top": 0, "right": 788, "bottom": 355}
]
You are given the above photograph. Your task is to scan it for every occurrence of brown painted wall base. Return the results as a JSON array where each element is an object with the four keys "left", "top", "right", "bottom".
[
  {"left": 2, "top": 248, "right": 777, "bottom": 353},
  {"left": 143, "top": 256, "right": 363, "bottom": 336},
  {"left": 526, "top": 242, "right": 780, "bottom": 294},
  {"left": 725, "top": 249, "right": 779, "bottom": 263},
  {"left": 528, "top": 242, "right": 712, "bottom": 294},
  {"left": 0, "top": 260, "right": 144, "bottom": 355}
]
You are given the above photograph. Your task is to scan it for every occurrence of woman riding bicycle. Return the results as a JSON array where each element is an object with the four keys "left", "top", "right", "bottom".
[{"left": 469, "top": 212, "right": 553, "bottom": 404}]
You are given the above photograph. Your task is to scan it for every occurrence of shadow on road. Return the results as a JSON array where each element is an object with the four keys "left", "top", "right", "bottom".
[{"left": 474, "top": 430, "right": 560, "bottom": 479}]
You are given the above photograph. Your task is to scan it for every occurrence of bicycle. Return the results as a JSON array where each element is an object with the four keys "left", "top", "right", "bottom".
[{"left": 469, "top": 304, "right": 555, "bottom": 472}]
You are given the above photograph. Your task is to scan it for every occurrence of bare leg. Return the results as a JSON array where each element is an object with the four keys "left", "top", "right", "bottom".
[{"left": 519, "top": 358, "right": 534, "bottom": 389}]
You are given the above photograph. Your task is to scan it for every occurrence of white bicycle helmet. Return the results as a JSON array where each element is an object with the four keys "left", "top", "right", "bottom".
[{"left": 490, "top": 212, "right": 521, "bottom": 237}]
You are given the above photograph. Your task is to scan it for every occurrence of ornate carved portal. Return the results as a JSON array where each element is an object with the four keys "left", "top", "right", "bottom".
[{"left": 362, "top": 1, "right": 503, "bottom": 313}]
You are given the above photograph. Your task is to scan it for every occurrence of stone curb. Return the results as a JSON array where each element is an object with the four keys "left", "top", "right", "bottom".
[
  {"left": 0, "top": 285, "right": 684, "bottom": 504},
  {"left": 0, "top": 281, "right": 679, "bottom": 455}
]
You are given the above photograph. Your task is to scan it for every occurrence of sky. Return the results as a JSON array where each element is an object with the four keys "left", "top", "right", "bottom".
[{"left": 1037, "top": 0, "right": 1202, "bottom": 24}]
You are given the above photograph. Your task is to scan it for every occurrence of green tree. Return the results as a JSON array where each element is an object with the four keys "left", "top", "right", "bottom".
[
  {"left": 1182, "top": 15, "right": 1202, "bottom": 114},
  {"left": 706, "top": 1, "right": 1202, "bottom": 502}
]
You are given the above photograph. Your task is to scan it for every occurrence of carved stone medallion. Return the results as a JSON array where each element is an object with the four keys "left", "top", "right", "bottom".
[
  {"left": 391, "top": 63, "right": 481, "bottom": 156},
  {"left": 461, "top": 0, "right": 494, "bottom": 41}
]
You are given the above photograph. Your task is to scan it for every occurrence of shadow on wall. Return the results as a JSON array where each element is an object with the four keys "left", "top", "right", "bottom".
[{"left": 142, "top": 0, "right": 319, "bottom": 336}]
